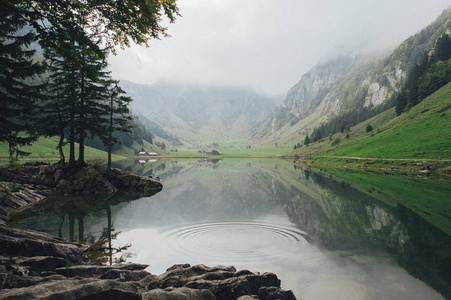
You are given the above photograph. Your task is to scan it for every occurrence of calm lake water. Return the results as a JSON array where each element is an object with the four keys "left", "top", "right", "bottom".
[{"left": 11, "top": 158, "right": 451, "bottom": 300}]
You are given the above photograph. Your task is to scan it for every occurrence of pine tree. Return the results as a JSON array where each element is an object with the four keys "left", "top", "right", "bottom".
[
  {"left": 101, "top": 80, "right": 133, "bottom": 174},
  {"left": 0, "top": 8, "right": 45, "bottom": 160},
  {"left": 433, "top": 33, "right": 451, "bottom": 62},
  {"left": 405, "top": 63, "right": 421, "bottom": 106},
  {"left": 395, "top": 92, "right": 407, "bottom": 116},
  {"left": 76, "top": 45, "right": 109, "bottom": 167},
  {"left": 39, "top": 47, "right": 78, "bottom": 164},
  {"left": 42, "top": 23, "right": 109, "bottom": 167}
]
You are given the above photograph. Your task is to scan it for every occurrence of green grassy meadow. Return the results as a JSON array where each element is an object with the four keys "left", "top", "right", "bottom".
[
  {"left": 0, "top": 136, "right": 125, "bottom": 165},
  {"left": 290, "top": 82, "right": 451, "bottom": 161}
]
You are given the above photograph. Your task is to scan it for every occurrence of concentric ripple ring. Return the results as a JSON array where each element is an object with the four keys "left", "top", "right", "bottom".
[{"left": 162, "top": 221, "right": 308, "bottom": 261}]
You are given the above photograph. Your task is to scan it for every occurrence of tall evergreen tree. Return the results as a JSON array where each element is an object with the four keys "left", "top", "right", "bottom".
[
  {"left": 405, "top": 63, "right": 422, "bottom": 106},
  {"left": 417, "top": 51, "right": 430, "bottom": 74},
  {"left": 395, "top": 92, "right": 407, "bottom": 116},
  {"left": 39, "top": 47, "right": 78, "bottom": 164},
  {"left": 0, "top": 8, "right": 45, "bottom": 160},
  {"left": 433, "top": 33, "right": 451, "bottom": 62},
  {"left": 40, "top": 6, "right": 108, "bottom": 167},
  {"left": 40, "top": 39, "right": 87, "bottom": 166},
  {"left": 75, "top": 44, "right": 109, "bottom": 167},
  {"left": 101, "top": 81, "right": 133, "bottom": 174}
]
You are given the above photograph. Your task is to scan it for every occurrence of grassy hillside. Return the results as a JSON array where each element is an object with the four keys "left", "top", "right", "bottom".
[
  {"left": 289, "top": 82, "right": 451, "bottom": 160},
  {"left": 253, "top": 110, "right": 323, "bottom": 153},
  {"left": 0, "top": 136, "right": 125, "bottom": 165}
]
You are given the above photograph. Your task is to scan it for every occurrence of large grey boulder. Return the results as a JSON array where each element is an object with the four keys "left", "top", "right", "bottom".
[
  {"left": 0, "top": 225, "right": 87, "bottom": 264},
  {"left": 142, "top": 287, "right": 216, "bottom": 300},
  {"left": 153, "top": 264, "right": 295, "bottom": 300}
]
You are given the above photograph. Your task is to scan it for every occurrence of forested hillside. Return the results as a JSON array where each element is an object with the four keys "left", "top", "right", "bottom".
[{"left": 84, "top": 116, "right": 155, "bottom": 154}]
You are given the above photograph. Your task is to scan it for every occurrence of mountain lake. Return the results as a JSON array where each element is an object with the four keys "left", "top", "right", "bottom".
[{"left": 10, "top": 158, "right": 451, "bottom": 300}]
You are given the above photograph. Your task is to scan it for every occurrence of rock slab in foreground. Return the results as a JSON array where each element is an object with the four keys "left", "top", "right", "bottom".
[{"left": 0, "top": 225, "right": 296, "bottom": 300}]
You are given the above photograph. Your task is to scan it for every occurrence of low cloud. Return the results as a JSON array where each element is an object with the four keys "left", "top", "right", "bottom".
[{"left": 109, "top": 0, "right": 449, "bottom": 96}]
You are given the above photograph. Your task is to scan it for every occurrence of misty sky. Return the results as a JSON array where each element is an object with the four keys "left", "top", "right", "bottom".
[{"left": 109, "top": 0, "right": 450, "bottom": 96}]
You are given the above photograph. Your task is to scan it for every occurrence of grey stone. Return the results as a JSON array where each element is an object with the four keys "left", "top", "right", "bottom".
[
  {"left": 142, "top": 287, "right": 215, "bottom": 300},
  {"left": 54, "top": 169, "right": 66, "bottom": 183},
  {"left": 0, "top": 225, "right": 87, "bottom": 264}
]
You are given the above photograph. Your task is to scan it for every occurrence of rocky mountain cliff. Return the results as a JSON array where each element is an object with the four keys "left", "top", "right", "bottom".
[
  {"left": 120, "top": 81, "right": 281, "bottom": 146},
  {"left": 284, "top": 56, "right": 356, "bottom": 117},
  {"left": 254, "top": 7, "right": 451, "bottom": 139}
]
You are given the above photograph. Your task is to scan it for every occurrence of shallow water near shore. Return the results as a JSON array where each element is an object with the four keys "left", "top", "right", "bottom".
[{"left": 11, "top": 158, "right": 451, "bottom": 300}]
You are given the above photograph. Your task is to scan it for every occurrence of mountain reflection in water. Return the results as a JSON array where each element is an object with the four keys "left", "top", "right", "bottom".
[{"left": 11, "top": 158, "right": 451, "bottom": 300}]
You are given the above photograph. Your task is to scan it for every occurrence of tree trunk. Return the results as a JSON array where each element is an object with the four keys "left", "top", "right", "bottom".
[
  {"left": 107, "top": 145, "right": 112, "bottom": 174},
  {"left": 105, "top": 204, "right": 112, "bottom": 265},
  {"left": 68, "top": 66, "right": 76, "bottom": 167},
  {"left": 77, "top": 131, "right": 85, "bottom": 167},
  {"left": 57, "top": 108, "right": 65, "bottom": 164},
  {"left": 77, "top": 70, "right": 86, "bottom": 167},
  {"left": 57, "top": 131, "right": 65, "bottom": 164},
  {"left": 69, "top": 111, "right": 76, "bottom": 166},
  {"left": 106, "top": 94, "right": 114, "bottom": 174},
  {"left": 56, "top": 86, "right": 65, "bottom": 164}
]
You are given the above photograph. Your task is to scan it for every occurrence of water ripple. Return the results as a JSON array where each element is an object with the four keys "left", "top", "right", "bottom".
[{"left": 162, "top": 221, "right": 309, "bottom": 261}]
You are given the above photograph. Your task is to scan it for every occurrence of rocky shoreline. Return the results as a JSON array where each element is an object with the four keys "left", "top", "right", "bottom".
[
  {"left": 0, "top": 162, "right": 296, "bottom": 299},
  {"left": 0, "top": 162, "right": 162, "bottom": 224},
  {"left": 0, "top": 228, "right": 295, "bottom": 299}
]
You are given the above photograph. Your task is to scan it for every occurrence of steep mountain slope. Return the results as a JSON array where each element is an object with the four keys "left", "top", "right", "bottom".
[
  {"left": 322, "top": 82, "right": 451, "bottom": 160},
  {"left": 287, "top": 82, "right": 451, "bottom": 162},
  {"left": 120, "top": 81, "right": 281, "bottom": 146},
  {"left": 252, "top": 56, "right": 357, "bottom": 138},
  {"left": 254, "top": 7, "right": 451, "bottom": 143},
  {"left": 284, "top": 56, "right": 357, "bottom": 116}
]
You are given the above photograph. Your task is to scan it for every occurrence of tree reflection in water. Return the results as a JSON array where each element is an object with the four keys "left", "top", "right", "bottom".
[
  {"left": 85, "top": 206, "right": 133, "bottom": 265},
  {"left": 10, "top": 190, "right": 160, "bottom": 265}
]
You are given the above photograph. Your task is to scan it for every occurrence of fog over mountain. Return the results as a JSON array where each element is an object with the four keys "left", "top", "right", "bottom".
[
  {"left": 110, "top": 0, "right": 450, "bottom": 97},
  {"left": 120, "top": 80, "right": 281, "bottom": 145}
]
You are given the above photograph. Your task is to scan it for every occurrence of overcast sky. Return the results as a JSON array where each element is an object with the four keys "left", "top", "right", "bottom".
[{"left": 109, "top": 0, "right": 450, "bottom": 96}]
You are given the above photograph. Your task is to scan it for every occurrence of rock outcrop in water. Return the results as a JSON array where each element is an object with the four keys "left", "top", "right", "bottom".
[
  {"left": 0, "top": 162, "right": 162, "bottom": 224},
  {"left": 0, "top": 225, "right": 296, "bottom": 299},
  {"left": 10, "top": 162, "right": 163, "bottom": 194}
]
